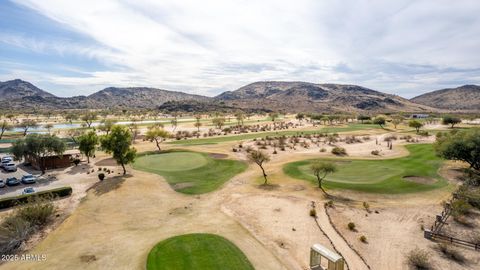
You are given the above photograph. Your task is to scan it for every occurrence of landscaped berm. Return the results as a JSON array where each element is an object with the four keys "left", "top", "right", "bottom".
[
  {"left": 284, "top": 144, "right": 449, "bottom": 193},
  {"left": 146, "top": 233, "right": 255, "bottom": 270},
  {"left": 133, "top": 150, "right": 247, "bottom": 194}
]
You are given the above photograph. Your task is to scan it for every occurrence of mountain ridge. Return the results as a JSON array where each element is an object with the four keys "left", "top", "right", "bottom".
[{"left": 410, "top": 84, "right": 480, "bottom": 111}]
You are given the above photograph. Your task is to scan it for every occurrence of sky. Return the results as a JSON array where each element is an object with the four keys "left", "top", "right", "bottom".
[{"left": 1, "top": 0, "right": 480, "bottom": 98}]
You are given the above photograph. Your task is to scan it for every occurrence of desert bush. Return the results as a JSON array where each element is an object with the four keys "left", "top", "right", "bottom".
[
  {"left": 347, "top": 222, "right": 356, "bottom": 231},
  {"left": 418, "top": 131, "right": 430, "bottom": 137},
  {"left": 0, "top": 199, "right": 56, "bottom": 256},
  {"left": 325, "top": 200, "right": 334, "bottom": 208},
  {"left": 17, "top": 199, "right": 55, "bottom": 226},
  {"left": 98, "top": 173, "right": 105, "bottom": 181},
  {"left": 451, "top": 199, "right": 472, "bottom": 217},
  {"left": 309, "top": 208, "right": 317, "bottom": 217},
  {"left": 407, "top": 248, "right": 431, "bottom": 270},
  {"left": 319, "top": 148, "right": 326, "bottom": 152},
  {"left": 363, "top": 202, "right": 370, "bottom": 212},
  {"left": 331, "top": 147, "right": 347, "bottom": 156},
  {"left": 359, "top": 235, "right": 367, "bottom": 243},
  {"left": 345, "top": 135, "right": 362, "bottom": 144},
  {"left": 384, "top": 135, "right": 397, "bottom": 141},
  {"left": 72, "top": 158, "right": 81, "bottom": 166},
  {"left": 371, "top": 150, "right": 380, "bottom": 155},
  {"left": 436, "top": 243, "right": 466, "bottom": 263}
]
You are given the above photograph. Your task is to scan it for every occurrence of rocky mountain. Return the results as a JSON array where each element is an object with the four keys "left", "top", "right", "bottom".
[
  {"left": 215, "top": 81, "right": 435, "bottom": 113},
  {"left": 87, "top": 87, "right": 210, "bottom": 109},
  {"left": 0, "top": 79, "right": 210, "bottom": 110},
  {"left": 0, "top": 79, "right": 55, "bottom": 99},
  {"left": 411, "top": 85, "right": 480, "bottom": 111}
]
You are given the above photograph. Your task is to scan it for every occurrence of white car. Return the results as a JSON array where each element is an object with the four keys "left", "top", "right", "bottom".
[
  {"left": 0, "top": 159, "right": 11, "bottom": 168},
  {"left": 4, "top": 163, "right": 17, "bottom": 172},
  {"left": 21, "top": 174, "right": 37, "bottom": 184},
  {"left": 0, "top": 180, "right": 5, "bottom": 188}
]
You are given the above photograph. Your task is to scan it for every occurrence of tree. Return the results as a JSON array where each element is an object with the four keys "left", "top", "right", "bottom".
[
  {"left": 18, "top": 119, "right": 38, "bottom": 136},
  {"left": 296, "top": 113, "right": 306, "bottom": 122},
  {"left": 357, "top": 115, "right": 371, "bottom": 124},
  {"left": 44, "top": 123, "right": 54, "bottom": 133},
  {"left": 11, "top": 134, "right": 66, "bottom": 174},
  {"left": 81, "top": 112, "right": 97, "bottom": 128},
  {"left": 235, "top": 112, "right": 245, "bottom": 126},
  {"left": 310, "top": 161, "right": 337, "bottom": 194},
  {"left": 247, "top": 150, "right": 270, "bottom": 184},
  {"left": 145, "top": 127, "right": 170, "bottom": 151},
  {"left": 373, "top": 117, "right": 386, "bottom": 128},
  {"left": 409, "top": 120, "right": 423, "bottom": 133},
  {"left": 128, "top": 122, "right": 139, "bottom": 143},
  {"left": 269, "top": 112, "right": 279, "bottom": 122},
  {"left": 100, "top": 125, "right": 137, "bottom": 175},
  {"left": 171, "top": 113, "right": 179, "bottom": 131},
  {"left": 435, "top": 129, "right": 480, "bottom": 171},
  {"left": 98, "top": 119, "right": 116, "bottom": 135},
  {"left": 442, "top": 116, "right": 461, "bottom": 128},
  {"left": 77, "top": 131, "right": 99, "bottom": 163},
  {"left": 212, "top": 117, "right": 226, "bottom": 130},
  {"left": 0, "top": 120, "right": 13, "bottom": 140},
  {"left": 392, "top": 117, "right": 403, "bottom": 129}
]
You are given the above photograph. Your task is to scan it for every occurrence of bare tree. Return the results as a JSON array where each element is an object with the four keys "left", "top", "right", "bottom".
[{"left": 247, "top": 150, "right": 271, "bottom": 184}]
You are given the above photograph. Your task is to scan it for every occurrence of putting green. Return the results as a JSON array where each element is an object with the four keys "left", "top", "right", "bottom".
[
  {"left": 133, "top": 151, "right": 247, "bottom": 194},
  {"left": 134, "top": 152, "right": 208, "bottom": 172},
  {"left": 284, "top": 144, "right": 449, "bottom": 193},
  {"left": 147, "top": 233, "right": 254, "bottom": 270}
]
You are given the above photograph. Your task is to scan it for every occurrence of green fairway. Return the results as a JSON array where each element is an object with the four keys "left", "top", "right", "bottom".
[
  {"left": 147, "top": 233, "right": 254, "bottom": 270},
  {"left": 168, "top": 123, "right": 380, "bottom": 146},
  {"left": 133, "top": 150, "right": 247, "bottom": 194},
  {"left": 283, "top": 144, "right": 449, "bottom": 193}
]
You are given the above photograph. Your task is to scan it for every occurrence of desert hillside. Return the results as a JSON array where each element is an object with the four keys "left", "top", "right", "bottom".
[{"left": 411, "top": 85, "right": 480, "bottom": 111}]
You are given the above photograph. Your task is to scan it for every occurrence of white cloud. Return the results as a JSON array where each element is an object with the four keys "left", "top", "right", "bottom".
[{"left": 8, "top": 0, "right": 480, "bottom": 97}]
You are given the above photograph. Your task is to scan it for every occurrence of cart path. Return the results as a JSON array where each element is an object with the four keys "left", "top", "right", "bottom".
[{"left": 315, "top": 203, "right": 370, "bottom": 270}]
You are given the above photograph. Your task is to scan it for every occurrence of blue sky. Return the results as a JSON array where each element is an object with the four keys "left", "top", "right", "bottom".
[{"left": 1, "top": 0, "right": 480, "bottom": 97}]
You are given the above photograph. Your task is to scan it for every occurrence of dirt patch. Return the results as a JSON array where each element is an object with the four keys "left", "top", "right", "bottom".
[
  {"left": 79, "top": 254, "right": 97, "bottom": 263},
  {"left": 208, "top": 153, "right": 228, "bottom": 159},
  {"left": 94, "top": 158, "right": 117, "bottom": 166},
  {"left": 171, "top": 182, "right": 195, "bottom": 190},
  {"left": 87, "top": 176, "right": 127, "bottom": 196},
  {"left": 403, "top": 175, "right": 437, "bottom": 184},
  {"left": 257, "top": 183, "right": 280, "bottom": 190}
]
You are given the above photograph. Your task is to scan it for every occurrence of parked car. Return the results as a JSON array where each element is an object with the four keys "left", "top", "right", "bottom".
[
  {"left": 6, "top": 177, "right": 20, "bottom": 186},
  {"left": 0, "top": 179, "right": 5, "bottom": 188},
  {"left": 22, "top": 187, "right": 35, "bottom": 195},
  {"left": 0, "top": 159, "right": 11, "bottom": 168},
  {"left": 4, "top": 163, "right": 17, "bottom": 172},
  {"left": 21, "top": 174, "right": 37, "bottom": 184}
]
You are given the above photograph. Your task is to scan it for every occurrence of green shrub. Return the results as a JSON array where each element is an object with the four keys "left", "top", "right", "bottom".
[
  {"left": 347, "top": 222, "right": 356, "bottom": 231},
  {"left": 325, "top": 200, "right": 334, "bottom": 208},
  {"left": 359, "top": 235, "right": 367, "bottom": 243},
  {"left": 331, "top": 147, "right": 347, "bottom": 156},
  {"left": 451, "top": 199, "right": 472, "bottom": 217},
  {"left": 371, "top": 150, "right": 380, "bottom": 155},
  {"left": 0, "top": 187, "right": 72, "bottom": 209},
  {"left": 363, "top": 202, "right": 370, "bottom": 212},
  {"left": 407, "top": 248, "right": 431, "bottom": 269},
  {"left": 309, "top": 208, "right": 317, "bottom": 217},
  {"left": 98, "top": 173, "right": 105, "bottom": 181},
  {"left": 17, "top": 199, "right": 55, "bottom": 226}
]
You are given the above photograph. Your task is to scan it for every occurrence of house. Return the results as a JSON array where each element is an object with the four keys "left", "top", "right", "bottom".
[
  {"left": 411, "top": 114, "right": 429, "bottom": 119},
  {"left": 26, "top": 150, "right": 80, "bottom": 171}
]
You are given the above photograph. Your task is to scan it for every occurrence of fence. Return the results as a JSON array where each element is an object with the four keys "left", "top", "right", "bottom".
[{"left": 424, "top": 193, "right": 479, "bottom": 251}]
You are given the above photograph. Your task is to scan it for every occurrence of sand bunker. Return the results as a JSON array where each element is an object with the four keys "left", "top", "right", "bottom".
[{"left": 402, "top": 175, "right": 437, "bottom": 184}]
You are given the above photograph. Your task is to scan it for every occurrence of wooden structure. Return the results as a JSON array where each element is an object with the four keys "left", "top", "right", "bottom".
[
  {"left": 26, "top": 150, "right": 79, "bottom": 171},
  {"left": 310, "top": 244, "right": 344, "bottom": 270}
]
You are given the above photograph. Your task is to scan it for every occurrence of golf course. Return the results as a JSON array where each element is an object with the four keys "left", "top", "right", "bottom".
[
  {"left": 146, "top": 234, "right": 255, "bottom": 270},
  {"left": 133, "top": 150, "right": 247, "bottom": 194},
  {"left": 283, "top": 144, "right": 449, "bottom": 193}
]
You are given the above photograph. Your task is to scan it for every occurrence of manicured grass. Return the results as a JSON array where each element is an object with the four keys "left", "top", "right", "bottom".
[
  {"left": 147, "top": 233, "right": 254, "bottom": 270},
  {"left": 133, "top": 150, "right": 247, "bottom": 194},
  {"left": 169, "top": 124, "right": 380, "bottom": 146},
  {"left": 283, "top": 144, "right": 449, "bottom": 193}
]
